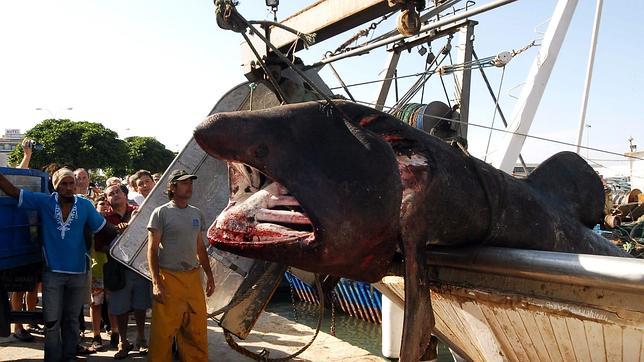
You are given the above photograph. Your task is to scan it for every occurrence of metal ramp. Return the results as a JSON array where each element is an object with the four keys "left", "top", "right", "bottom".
[
  {"left": 376, "top": 247, "right": 644, "bottom": 361},
  {"left": 110, "top": 82, "right": 288, "bottom": 338}
]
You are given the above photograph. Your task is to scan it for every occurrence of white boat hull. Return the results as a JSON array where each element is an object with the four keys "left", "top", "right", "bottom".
[{"left": 377, "top": 247, "right": 644, "bottom": 361}]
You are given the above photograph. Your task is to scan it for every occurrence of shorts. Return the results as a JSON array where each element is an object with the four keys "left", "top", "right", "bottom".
[
  {"left": 91, "top": 276, "right": 105, "bottom": 305},
  {"left": 108, "top": 268, "right": 152, "bottom": 315}
]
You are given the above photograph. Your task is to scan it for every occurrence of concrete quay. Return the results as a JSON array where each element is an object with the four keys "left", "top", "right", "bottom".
[{"left": 0, "top": 311, "right": 384, "bottom": 361}]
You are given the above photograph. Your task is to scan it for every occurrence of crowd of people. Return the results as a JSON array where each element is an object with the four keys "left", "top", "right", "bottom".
[{"left": 0, "top": 139, "right": 215, "bottom": 361}]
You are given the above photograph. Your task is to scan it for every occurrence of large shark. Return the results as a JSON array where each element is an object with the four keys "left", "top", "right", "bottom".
[{"left": 194, "top": 100, "right": 629, "bottom": 361}]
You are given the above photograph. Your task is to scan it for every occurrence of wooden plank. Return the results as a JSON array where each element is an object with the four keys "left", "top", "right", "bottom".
[
  {"left": 432, "top": 295, "right": 477, "bottom": 358},
  {"left": 566, "top": 317, "right": 592, "bottom": 362},
  {"left": 432, "top": 294, "right": 472, "bottom": 353},
  {"left": 583, "top": 320, "right": 606, "bottom": 362},
  {"left": 603, "top": 324, "right": 622, "bottom": 361},
  {"left": 517, "top": 309, "right": 552, "bottom": 361},
  {"left": 445, "top": 301, "right": 489, "bottom": 362},
  {"left": 492, "top": 307, "right": 530, "bottom": 361},
  {"left": 548, "top": 315, "right": 577, "bottom": 361},
  {"left": 432, "top": 302, "right": 473, "bottom": 359},
  {"left": 433, "top": 310, "right": 460, "bottom": 346},
  {"left": 533, "top": 312, "right": 564, "bottom": 362},
  {"left": 623, "top": 327, "right": 641, "bottom": 362},
  {"left": 640, "top": 332, "right": 644, "bottom": 362},
  {"left": 460, "top": 301, "right": 504, "bottom": 361},
  {"left": 505, "top": 308, "right": 541, "bottom": 361},
  {"left": 432, "top": 299, "right": 462, "bottom": 345},
  {"left": 480, "top": 304, "right": 520, "bottom": 362}
]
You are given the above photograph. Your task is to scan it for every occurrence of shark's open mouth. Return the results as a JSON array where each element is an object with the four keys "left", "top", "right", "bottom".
[{"left": 208, "top": 162, "right": 315, "bottom": 249}]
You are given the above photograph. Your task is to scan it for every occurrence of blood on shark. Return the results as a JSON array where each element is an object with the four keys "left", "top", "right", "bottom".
[{"left": 194, "top": 100, "right": 629, "bottom": 361}]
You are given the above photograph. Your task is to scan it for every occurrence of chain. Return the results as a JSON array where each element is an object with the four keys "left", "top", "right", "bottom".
[
  {"left": 512, "top": 40, "right": 539, "bottom": 57},
  {"left": 223, "top": 275, "right": 325, "bottom": 361},
  {"left": 330, "top": 12, "right": 396, "bottom": 56},
  {"left": 287, "top": 270, "right": 299, "bottom": 323},
  {"left": 329, "top": 290, "right": 337, "bottom": 337}
]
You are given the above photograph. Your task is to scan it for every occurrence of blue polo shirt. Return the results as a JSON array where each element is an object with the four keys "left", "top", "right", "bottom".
[{"left": 18, "top": 189, "right": 106, "bottom": 274}]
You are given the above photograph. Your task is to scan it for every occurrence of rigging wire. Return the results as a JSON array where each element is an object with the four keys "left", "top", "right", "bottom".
[
  {"left": 420, "top": 47, "right": 433, "bottom": 104},
  {"left": 439, "top": 72, "right": 452, "bottom": 108},
  {"left": 473, "top": 49, "right": 529, "bottom": 173},
  {"left": 326, "top": 60, "right": 356, "bottom": 102},
  {"left": 353, "top": 98, "right": 644, "bottom": 161},
  {"left": 326, "top": 55, "right": 503, "bottom": 91},
  {"left": 389, "top": 41, "right": 451, "bottom": 114},
  {"left": 325, "top": 39, "right": 539, "bottom": 92},
  {"left": 587, "top": 159, "right": 635, "bottom": 162},
  {"left": 239, "top": 31, "right": 288, "bottom": 103},
  {"left": 483, "top": 66, "right": 506, "bottom": 161}
]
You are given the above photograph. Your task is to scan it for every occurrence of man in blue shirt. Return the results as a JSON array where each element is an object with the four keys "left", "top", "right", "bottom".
[{"left": 0, "top": 167, "right": 114, "bottom": 362}]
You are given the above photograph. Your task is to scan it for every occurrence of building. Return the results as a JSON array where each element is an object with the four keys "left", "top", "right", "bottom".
[{"left": 0, "top": 129, "right": 24, "bottom": 167}]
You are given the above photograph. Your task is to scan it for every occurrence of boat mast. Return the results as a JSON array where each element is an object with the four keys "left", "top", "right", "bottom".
[
  {"left": 489, "top": 0, "right": 578, "bottom": 173},
  {"left": 575, "top": 0, "right": 604, "bottom": 155}
]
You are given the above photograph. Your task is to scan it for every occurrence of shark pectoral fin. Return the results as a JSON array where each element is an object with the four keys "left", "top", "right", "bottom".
[{"left": 399, "top": 238, "right": 434, "bottom": 361}]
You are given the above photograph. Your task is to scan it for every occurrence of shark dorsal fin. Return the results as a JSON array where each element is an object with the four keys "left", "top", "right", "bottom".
[{"left": 526, "top": 151, "right": 604, "bottom": 227}]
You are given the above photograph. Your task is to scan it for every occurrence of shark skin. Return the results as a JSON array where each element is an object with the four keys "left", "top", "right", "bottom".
[{"left": 194, "top": 100, "right": 629, "bottom": 361}]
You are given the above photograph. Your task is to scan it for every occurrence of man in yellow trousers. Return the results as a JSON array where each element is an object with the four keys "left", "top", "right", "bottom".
[{"left": 147, "top": 170, "right": 215, "bottom": 361}]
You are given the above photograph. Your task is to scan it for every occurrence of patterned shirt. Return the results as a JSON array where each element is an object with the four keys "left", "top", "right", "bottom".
[{"left": 18, "top": 190, "right": 105, "bottom": 274}]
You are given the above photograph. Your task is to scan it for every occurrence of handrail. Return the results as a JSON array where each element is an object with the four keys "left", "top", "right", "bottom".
[{"left": 427, "top": 246, "right": 644, "bottom": 293}]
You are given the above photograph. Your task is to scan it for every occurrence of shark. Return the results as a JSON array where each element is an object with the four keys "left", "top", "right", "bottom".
[{"left": 194, "top": 100, "right": 629, "bottom": 361}]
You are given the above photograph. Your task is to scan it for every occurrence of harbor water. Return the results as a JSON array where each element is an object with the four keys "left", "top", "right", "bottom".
[{"left": 267, "top": 297, "right": 454, "bottom": 361}]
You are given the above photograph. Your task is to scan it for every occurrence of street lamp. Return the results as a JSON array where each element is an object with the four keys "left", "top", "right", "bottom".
[{"left": 35, "top": 107, "right": 73, "bottom": 119}]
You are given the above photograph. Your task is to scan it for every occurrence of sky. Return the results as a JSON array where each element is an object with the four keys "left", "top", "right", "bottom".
[{"left": 0, "top": 0, "right": 642, "bottom": 177}]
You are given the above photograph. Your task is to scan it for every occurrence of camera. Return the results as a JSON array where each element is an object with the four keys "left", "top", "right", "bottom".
[{"left": 27, "top": 140, "right": 44, "bottom": 151}]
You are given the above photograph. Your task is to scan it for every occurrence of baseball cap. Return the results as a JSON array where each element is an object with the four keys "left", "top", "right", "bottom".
[{"left": 168, "top": 169, "right": 197, "bottom": 183}]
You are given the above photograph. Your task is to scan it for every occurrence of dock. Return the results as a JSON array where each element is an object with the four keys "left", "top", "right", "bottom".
[{"left": 0, "top": 311, "right": 382, "bottom": 361}]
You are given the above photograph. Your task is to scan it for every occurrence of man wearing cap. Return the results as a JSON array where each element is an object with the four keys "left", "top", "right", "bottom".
[
  {"left": 147, "top": 169, "right": 215, "bottom": 361},
  {"left": 0, "top": 168, "right": 116, "bottom": 361}
]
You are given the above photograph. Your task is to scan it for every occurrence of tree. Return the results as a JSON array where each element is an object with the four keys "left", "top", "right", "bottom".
[
  {"left": 7, "top": 119, "right": 129, "bottom": 175},
  {"left": 124, "top": 136, "right": 176, "bottom": 174}
]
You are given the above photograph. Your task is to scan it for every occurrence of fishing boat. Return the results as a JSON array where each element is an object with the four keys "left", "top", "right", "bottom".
[{"left": 112, "top": 1, "right": 644, "bottom": 360}]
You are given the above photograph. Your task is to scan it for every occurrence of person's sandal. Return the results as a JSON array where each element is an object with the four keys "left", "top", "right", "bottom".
[
  {"left": 27, "top": 324, "right": 44, "bottom": 334},
  {"left": 12, "top": 329, "right": 35, "bottom": 342},
  {"left": 114, "top": 341, "right": 133, "bottom": 360},
  {"left": 76, "top": 344, "right": 97, "bottom": 355},
  {"left": 91, "top": 335, "right": 105, "bottom": 351},
  {"left": 135, "top": 339, "right": 149, "bottom": 355}
]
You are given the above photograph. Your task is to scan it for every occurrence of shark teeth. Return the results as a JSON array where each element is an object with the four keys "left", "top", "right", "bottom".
[{"left": 212, "top": 172, "right": 314, "bottom": 244}]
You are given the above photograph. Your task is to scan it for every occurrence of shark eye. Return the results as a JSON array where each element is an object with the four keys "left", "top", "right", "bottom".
[{"left": 254, "top": 144, "right": 269, "bottom": 159}]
